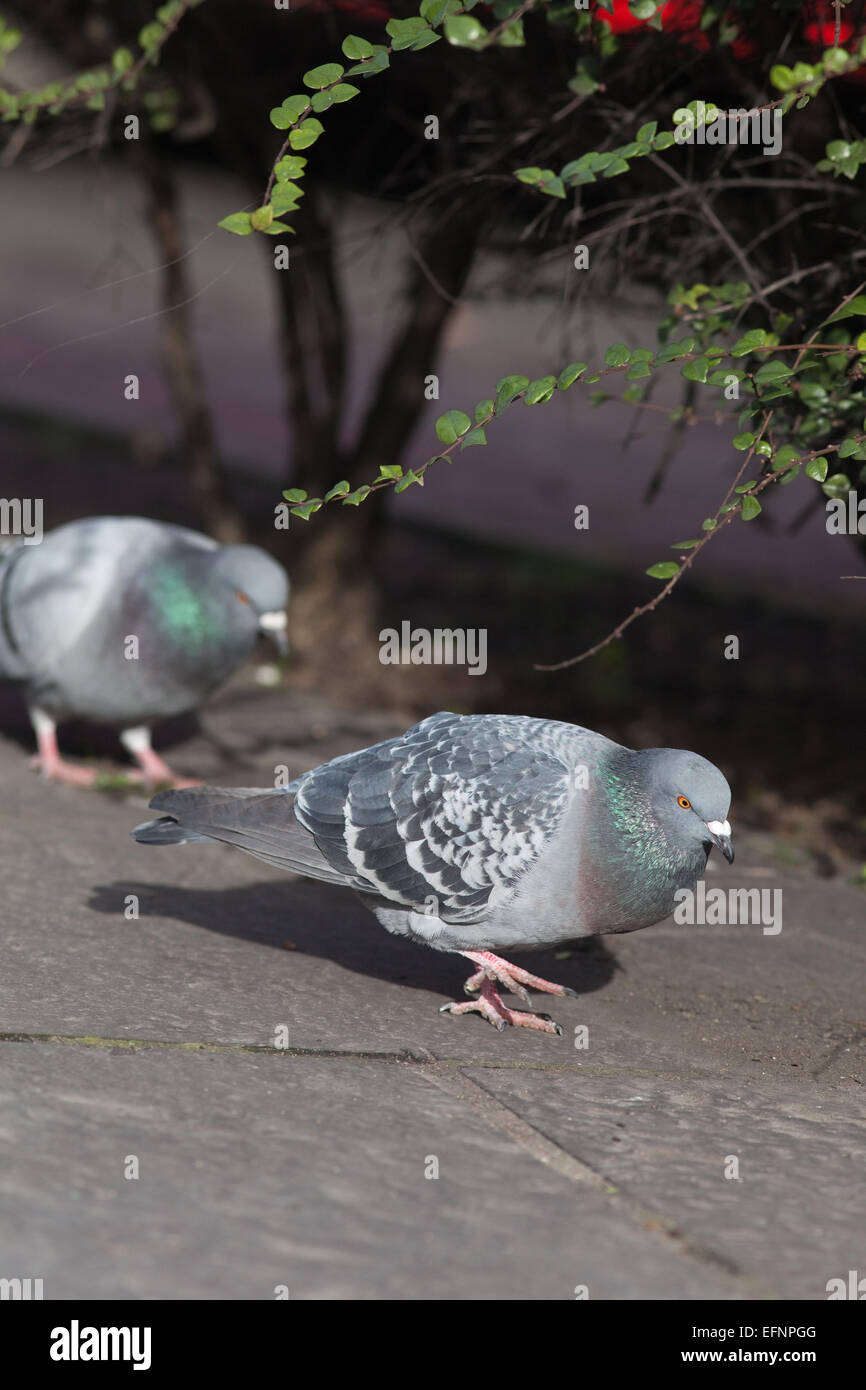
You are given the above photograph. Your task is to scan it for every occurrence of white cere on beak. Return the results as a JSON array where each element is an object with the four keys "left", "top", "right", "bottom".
[
  {"left": 258, "top": 610, "right": 287, "bottom": 632},
  {"left": 706, "top": 819, "right": 731, "bottom": 837}
]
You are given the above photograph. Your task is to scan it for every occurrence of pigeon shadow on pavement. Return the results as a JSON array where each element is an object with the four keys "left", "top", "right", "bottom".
[{"left": 87, "top": 877, "right": 620, "bottom": 1001}]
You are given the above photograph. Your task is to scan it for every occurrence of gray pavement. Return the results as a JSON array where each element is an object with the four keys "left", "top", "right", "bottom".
[{"left": 1, "top": 677, "right": 864, "bottom": 1299}]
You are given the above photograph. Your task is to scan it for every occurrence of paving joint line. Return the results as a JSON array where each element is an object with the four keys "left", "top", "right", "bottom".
[{"left": 416, "top": 1061, "right": 780, "bottom": 1303}]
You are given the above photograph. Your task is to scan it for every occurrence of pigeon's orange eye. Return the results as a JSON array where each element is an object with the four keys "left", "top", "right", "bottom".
[
  {"left": 677, "top": 795, "right": 691, "bottom": 809},
  {"left": 236, "top": 590, "right": 250, "bottom": 605}
]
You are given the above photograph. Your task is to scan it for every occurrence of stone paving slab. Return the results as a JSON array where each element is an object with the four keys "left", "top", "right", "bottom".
[
  {"left": 463, "top": 1069, "right": 865, "bottom": 1301},
  {"left": 0, "top": 1044, "right": 734, "bottom": 1301},
  {"left": 1, "top": 689, "right": 864, "bottom": 1299}
]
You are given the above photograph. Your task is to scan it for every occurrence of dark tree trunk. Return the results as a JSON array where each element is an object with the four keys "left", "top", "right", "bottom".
[
  {"left": 141, "top": 150, "right": 245, "bottom": 543},
  {"left": 279, "top": 203, "right": 482, "bottom": 687}
]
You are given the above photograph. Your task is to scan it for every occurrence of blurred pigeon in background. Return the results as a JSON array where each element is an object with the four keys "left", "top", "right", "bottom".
[
  {"left": 133, "top": 711, "right": 733, "bottom": 1033},
  {"left": 0, "top": 515, "right": 289, "bottom": 786}
]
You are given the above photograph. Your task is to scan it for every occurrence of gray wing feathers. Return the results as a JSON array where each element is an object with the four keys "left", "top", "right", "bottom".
[
  {"left": 292, "top": 712, "right": 581, "bottom": 922},
  {"left": 144, "top": 714, "right": 592, "bottom": 920}
]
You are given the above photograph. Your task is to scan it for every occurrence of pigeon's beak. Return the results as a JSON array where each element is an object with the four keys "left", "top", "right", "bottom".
[
  {"left": 258, "top": 610, "right": 289, "bottom": 658},
  {"left": 706, "top": 818, "right": 734, "bottom": 864}
]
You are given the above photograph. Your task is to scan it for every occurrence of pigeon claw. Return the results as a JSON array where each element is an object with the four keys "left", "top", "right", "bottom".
[
  {"left": 441, "top": 977, "right": 564, "bottom": 1035},
  {"left": 459, "top": 949, "right": 575, "bottom": 1004},
  {"left": 29, "top": 752, "right": 98, "bottom": 787}
]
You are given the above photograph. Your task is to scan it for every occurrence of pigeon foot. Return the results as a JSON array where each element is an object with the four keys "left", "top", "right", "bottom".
[
  {"left": 440, "top": 976, "right": 564, "bottom": 1035},
  {"left": 119, "top": 730, "right": 198, "bottom": 789},
  {"left": 460, "top": 949, "right": 578, "bottom": 1003},
  {"left": 29, "top": 752, "right": 98, "bottom": 786}
]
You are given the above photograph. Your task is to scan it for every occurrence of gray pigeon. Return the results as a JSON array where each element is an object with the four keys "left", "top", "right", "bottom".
[
  {"left": 132, "top": 711, "right": 733, "bottom": 1034},
  {"left": 0, "top": 515, "right": 289, "bottom": 786}
]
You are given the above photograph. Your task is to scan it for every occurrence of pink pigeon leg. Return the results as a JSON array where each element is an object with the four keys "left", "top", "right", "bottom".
[
  {"left": 120, "top": 727, "right": 199, "bottom": 789},
  {"left": 28, "top": 708, "right": 97, "bottom": 786},
  {"left": 440, "top": 977, "right": 564, "bottom": 1035},
  {"left": 459, "top": 949, "right": 578, "bottom": 1001}
]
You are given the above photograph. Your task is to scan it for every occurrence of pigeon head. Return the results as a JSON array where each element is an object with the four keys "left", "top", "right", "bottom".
[
  {"left": 640, "top": 748, "right": 734, "bottom": 864},
  {"left": 210, "top": 546, "right": 290, "bottom": 655}
]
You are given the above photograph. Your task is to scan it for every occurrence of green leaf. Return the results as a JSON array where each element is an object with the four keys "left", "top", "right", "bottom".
[
  {"left": 342, "top": 34, "right": 374, "bottom": 60},
  {"left": 770, "top": 64, "right": 794, "bottom": 91},
  {"left": 303, "top": 63, "right": 344, "bottom": 90},
  {"left": 377, "top": 464, "right": 403, "bottom": 480},
  {"left": 274, "top": 156, "right": 307, "bottom": 181},
  {"left": 270, "top": 111, "right": 295, "bottom": 134},
  {"left": 138, "top": 24, "right": 163, "bottom": 52},
  {"left": 282, "top": 489, "right": 307, "bottom": 503},
  {"left": 329, "top": 83, "right": 360, "bottom": 104},
  {"left": 346, "top": 46, "right": 389, "bottom": 77},
  {"left": 754, "top": 360, "right": 793, "bottom": 384},
  {"left": 605, "top": 344, "right": 631, "bottom": 367},
  {"left": 291, "top": 500, "right": 323, "bottom": 520},
  {"left": 561, "top": 159, "right": 596, "bottom": 186},
  {"left": 271, "top": 182, "right": 304, "bottom": 215},
  {"left": 652, "top": 131, "right": 676, "bottom": 150},
  {"left": 324, "top": 480, "right": 350, "bottom": 501},
  {"left": 474, "top": 399, "right": 494, "bottom": 422},
  {"left": 603, "top": 157, "right": 630, "bottom": 178},
  {"left": 629, "top": 0, "right": 658, "bottom": 16},
  {"left": 805, "top": 457, "right": 828, "bottom": 482},
  {"left": 538, "top": 175, "right": 566, "bottom": 199},
  {"left": 681, "top": 357, "right": 709, "bottom": 383},
  {"left": 250, "top": 206, "right": 274, "bottom": 232},
  {"left": 420, "top": 0, "right": 459, "bottom": 22},
  {"left": 395, "top": 470, "right": 422, "bottom": 492},
  {"left": 670, "top": 539, "right": 700, "bottom": 549},
  {"left": 655, "top": 344, "right": 682, "bottom": 365},
  {"left": 289, "top": 119, "right": 324, "bottom": 150},
  {"left": 386, "top": 16, "right": 430, "bottom": 50},
  {"left": 272, "top": 95, "right": 309, "bottom": 127},
  {"left": 822, "top": 473, "right": 852, "bottom": 499},
  {"left": 494, "top": 374, "right": 530, "bottom": 413},
  {"left": 342, "top": 486, "right": 372, "bottom": 506},
  {"left": 824, "top": 295, "right": 866, "bottom": 325},
  {"left": 219, "top": 212, "right": 254, "bottom": 236},
  {"left": 112, "top": 48, "right": 134, "bottom": 74},
  {"left": 823, "top": 46, "right": 852, "bottom": 74},
  {"left": 740, "top": 495, "right": 762, "bottom": 520},
  {"left": 838, "top": 437, "right": 859, "bottom": 458},
  {"left": 444, "top": 14, "right": 486, "bottom": 46},
  {"left": 732, "top": 432, "right": 755, "bottom": 450},
  {"left": 637, "top": 120, "right": 658, "bottom": 142},
  {"left": 460, "top": 427, "right": 487, "bottom": 449},
  {"left": 625, "top": 361, "right": 652, "bottom": 380},
  {"left": 259, "top": 220, "right": 293, "bottom": 236},
  {"left": 410, "top": 28, "right": 441, "bottom": 50},
  {"left": 558, "top": 362, "right": 587, "bottom": 389},
  {"left": 731, "top": 329, "right": 768, "bottom": 357},
  {"left": 515, "top": 166, "right": 544, "bottom": 185},
  {"left": 646, "top": 562, "right": 680, "bottom": 579},
  {"left": 524, "top": 376, "right": 557, "bottom": 405},
  {"left": 435, "top": 409, "right": 472, "bottom": 444}
]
